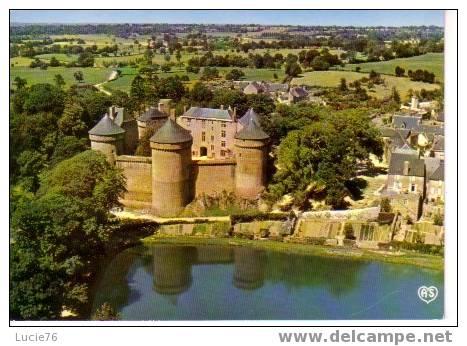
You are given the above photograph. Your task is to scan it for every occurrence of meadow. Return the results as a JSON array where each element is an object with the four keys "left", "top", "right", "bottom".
[
  {"left": 10, "top": 66, "right": 114, "bottom": 88},
  {"left": 342, "top": 53, "right": 444, "bottom": 82},
  {"left": 291, "top": 70, "right": 441, "bottom": 100}
]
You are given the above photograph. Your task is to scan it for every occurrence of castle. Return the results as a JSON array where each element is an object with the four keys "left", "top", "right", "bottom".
[{"left": 89, "top": 101, "right": 270, "bottom": 217}]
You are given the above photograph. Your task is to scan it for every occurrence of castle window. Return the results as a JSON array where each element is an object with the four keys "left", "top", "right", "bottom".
[
  {"left": 221, "top": 130, "right": 226, "bottom": 137},
  {"left": 202, "top": 132, "right": 206, "bottom": 141},
  {"left": 211, "top": 145, "right": 214, "bottom": 150},
  {"left": 187, "top": 118, "right": 191, "bottom": 123},
  {"left": 411, "top": 184, "right": 416, "bottom": 192},
  {"left": 202, "top": 120, "right": 206, "bottom": 128},
  {"left": 221, "top": 141, "right": 226, "bottom": 147},
  {"left": 221, "top": 150, "right": 226, "bottom": 157},
  {"left": 221, "top": 123, "right": 226, "bottom": 128},
  {"left": 211, "top": 135, "right": 214, "bottom": 141}
]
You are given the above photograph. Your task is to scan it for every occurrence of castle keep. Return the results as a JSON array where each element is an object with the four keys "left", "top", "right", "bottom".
[{"left": 89, "top": 103, "right": 270, "bottom": 216}]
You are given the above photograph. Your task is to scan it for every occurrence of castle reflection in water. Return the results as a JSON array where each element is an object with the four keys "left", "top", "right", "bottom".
[{"left": 152, "top": 245, "right": 266, "bottom": 295}]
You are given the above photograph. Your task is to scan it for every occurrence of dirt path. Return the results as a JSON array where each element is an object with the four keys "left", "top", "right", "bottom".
[
  {"left": 94, "top": 70, "right": 118, "bottom": 96},
  {"left": 111, "top": 209, "right": 231, "bottom": 223}
]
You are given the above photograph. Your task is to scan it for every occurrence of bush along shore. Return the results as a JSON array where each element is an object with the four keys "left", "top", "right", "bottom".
[{"left": 111, "top": 211, "right": 444, "bottom": 271}]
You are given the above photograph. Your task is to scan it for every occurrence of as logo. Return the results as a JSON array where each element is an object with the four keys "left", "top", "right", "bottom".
[{"left": 418, "top": 286, "right": 438, "bottom": 304}]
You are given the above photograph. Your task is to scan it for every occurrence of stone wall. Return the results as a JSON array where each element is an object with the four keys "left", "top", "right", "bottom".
[
  {"left": 193, "top": 158, "right": 236, "bottom": 196},
  {"left": 116, "top": 155, "right": 152, "bottom": 209}
]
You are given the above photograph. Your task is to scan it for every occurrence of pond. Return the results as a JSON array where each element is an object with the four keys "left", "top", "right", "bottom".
[{"left": 91, "top": 243, "right": 443, "bottom": 320}]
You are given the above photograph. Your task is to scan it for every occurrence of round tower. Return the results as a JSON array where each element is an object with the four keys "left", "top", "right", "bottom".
[
  {"left": 137, "top": 105, "right": 169, "bottom": 140},
  {"left": 234, "top": 116, "right": 269, "bottom": 199},
  {"left": 88, "top": 113, "right": 125, "bottom": 165},
  {"left": 150, "top": 118, "right": 193, "bottom": 217}
]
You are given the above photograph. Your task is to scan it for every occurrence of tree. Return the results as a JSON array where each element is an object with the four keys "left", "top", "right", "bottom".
[
  {"left": 285, "top": 61, "right": 302, "bottom": 77},
  {"left": 10, "top": 151, "right": 126, "bottom": 319},
  {"left": 175, "top": 50, "right": 182, "bottom": 64},
  {"left": 49, "top": 136, "right": 88, "bottom": 167},
  {"left": 54, "top": 74, "right": 65, "bottom": 89},
  {"left": 73, "top": 71, "right": 84, "bottom": 83},
  {"left": 225, "top": 68, "right": 245, "bottom": 81},
  {"left": 92, "top": 303, "right": 120, "bottom": 321},
  {"left": 311, "top": 56, "right": 330, "bottom": 71},
  {"left": 395, "top": 66, "right": 405, "bottom": 77},
  {"left": 160, "top": 64, "right": 171, "bottom": 73},
  {"left": 49, "top": 56, "right": 60, "bottom": 67},
  {"left": 190, "top": 82, "right": 213, "bottom": 106},
  {"left": 77, "top": 52, "right": 94, "bottom": 67},
  {"left": 380, "top": 198, "right": 392, "bottom": 213},
  {"left": 22, "top": 83, "right": 65, "bottom": 115},
  {"left": 391, "top": 87, "right": 401, "bottom": 104},
  {"left": 13, "top": 76, "right": 27, "bottom": 90},
  {"left": 339, "top": 78, "right": 348, "bottom": 92},
  {"left": 265, "top": 109, "right": 382, "bottom": 209},
  {"left": 200, "top": 67, "right": 219, "bottom": 81},
  {"left": 58, "top": 102, "right": 88, "bottom": 137},
  {"left": 143, "top": 49, "right": 154, "bottom": 64}
]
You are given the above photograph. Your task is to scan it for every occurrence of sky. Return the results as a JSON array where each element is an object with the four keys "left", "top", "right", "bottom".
[{"left": 10, "top": 10, "right": 444, "bottom": 27}]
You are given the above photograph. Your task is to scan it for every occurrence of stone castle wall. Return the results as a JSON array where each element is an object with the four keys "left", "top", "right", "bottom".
[
  {"left": 116, "top": 155, "right": 152, "bottom": 209},
  {"left": 193, "top": 158, "right": 236, "bottom": 196},
  {"left": 116, "top": 155, "right": 238, "bottom": 209}
]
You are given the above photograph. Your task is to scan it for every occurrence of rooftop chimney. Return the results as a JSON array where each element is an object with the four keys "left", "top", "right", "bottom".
[
  {"left": 403, "top": 161, "right": 410, "bottom": 175},
  {"left": 220, "top": 104, "right": 224, "bottom": 110},
  {"left": 233, "top": 107, "right": 237, "bottom": 122},
  {"left": 183, "top": 105, "right": 187, "bottom": 113},
  {"left": 170, "top": 108, "right": 176, "bottom": 122}
]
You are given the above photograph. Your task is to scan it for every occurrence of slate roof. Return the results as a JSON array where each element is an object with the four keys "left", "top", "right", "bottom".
[
  {"left": 243, "top": 81, "right": 264, "bottom": 94},
  {"left": 393, "top": 115, "right": 421, "bottom": 129},
  {"left": 429, "top": 161, "right": 444, "bottom": 181},
  {"left": 419, "top": 125, "right": 444, "bottom": 136},
  {"left": 181, "top": 107, "right": 233, "bottom": 121},
  {"left": 393, "top": 144, "right": 419, "bottom": 156},
  {"left": 235, "top": 116, "right": 269, "bottom": 141},
  {"left": 238, "top": 108, "right": 260, "bottom": 127},
  {"left": 137, "top": 106, "right": 168, "bottom": 122},
  {"left": 89, "top": 114, "right": 125, "bottom": 136},
  {"left": 150, "top": 119, "right": 192, "bottom": 144},
  {"left": 424, "top": 157, "right": 441, "bottom": 177},
  {"left": 388, "top": 153, "right": 425, "bottom": 177},
  {"left": 289, "top": 86, "right": 308, "bottom": 98}
]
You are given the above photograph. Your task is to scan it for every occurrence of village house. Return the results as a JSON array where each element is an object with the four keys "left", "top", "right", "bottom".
[
  {"left": 277, "top": 86, "right": 309, "bottom": 105},
  {"left": 400, "top": 96, "right": 439, "bottom": 118}
]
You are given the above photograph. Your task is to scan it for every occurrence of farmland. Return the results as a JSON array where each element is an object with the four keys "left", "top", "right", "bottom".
[
  {"left": 10, "top": 66, "right": 114, "bottom": 88},
  {"left": 291, "top": 70, "right": 441, "bottom": 100},
  {"left": 342, "top": 53, "right": 444, "bottom": 82}
]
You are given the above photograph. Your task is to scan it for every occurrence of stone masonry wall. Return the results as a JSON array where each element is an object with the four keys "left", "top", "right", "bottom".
[
  {"left": 193, "top": 158, "right": 236, "bottom": 196},
  {"left": 116, "top": 155, "right": 152, "bottom": 209}
]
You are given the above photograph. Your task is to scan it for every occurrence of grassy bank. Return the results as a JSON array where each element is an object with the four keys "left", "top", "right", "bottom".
[{"left": 142, "top": 234, "right": 444, "bottom": 271}]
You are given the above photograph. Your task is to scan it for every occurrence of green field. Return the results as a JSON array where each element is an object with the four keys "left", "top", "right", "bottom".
[
  {"left": 343, "top": 53, "right": 444, "bottom": 82},
  {"left": 36, "top": 53, "right": 78, "bottom": 63},
  {"left": 10, "top": 66, "right": 114, "bottom": 88},
  {"left": 10, "top": 56, "right": 34, "bottom": 67},
  {"left": 292, "top": 70, "right": 441, "bottom": 100}
]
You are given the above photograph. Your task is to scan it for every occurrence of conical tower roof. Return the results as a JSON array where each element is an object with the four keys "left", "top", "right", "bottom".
[
  {"left": 137, "top": 106, "right": 168, "bottom": 122},
  {"left": 150, "top": 118, "right": 192, "bottom": 144},
  {"left": 238, "top": 108, "right": 260, "bottom": 126},
  {"left": 235, "top": 116, "right": 269, "bottom": 141},
  {"left": 89, "top": 114, "right": 125, "bottom": 136}
]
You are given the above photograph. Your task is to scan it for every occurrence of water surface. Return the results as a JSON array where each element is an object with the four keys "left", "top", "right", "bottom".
[{"left": 92, "top": 244, "right": 443, "bottom": 320}]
